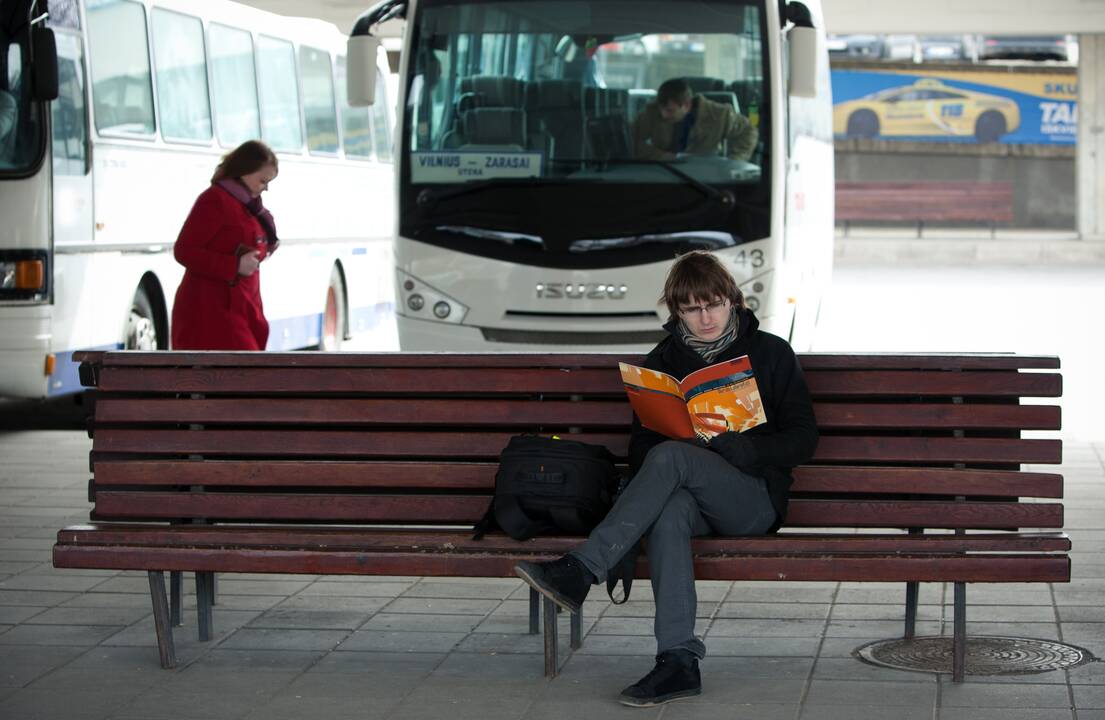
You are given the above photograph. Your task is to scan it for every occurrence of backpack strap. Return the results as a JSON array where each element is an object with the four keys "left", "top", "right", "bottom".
[{"left": 605, "top": 541, "right": 639, "bottom": 604}]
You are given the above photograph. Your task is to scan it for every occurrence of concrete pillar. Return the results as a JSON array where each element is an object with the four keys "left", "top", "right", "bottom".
[{"left": 1078, "top": 34, "right": 1105, "bottom": 241}]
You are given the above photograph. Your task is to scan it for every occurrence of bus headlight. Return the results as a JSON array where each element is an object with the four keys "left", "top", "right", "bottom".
[
  {"left": 739, "top": 271, "right": 771, "bottom": 316},
  {"left": 396, "top": 269, "right": 468, "bottom": 324}
]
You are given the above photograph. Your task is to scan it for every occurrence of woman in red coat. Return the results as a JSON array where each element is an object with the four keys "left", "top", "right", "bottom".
[{"left": 171, "top": 140, "right": 279, "bottom": 350}]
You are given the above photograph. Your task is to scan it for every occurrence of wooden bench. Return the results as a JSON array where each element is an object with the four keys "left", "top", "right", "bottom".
[
  {"left": 836, "top": 181, "right": 1015, "bottom": 232},
  {"left": 54, "top": 351, "right": 1068, "bottom": 682}
]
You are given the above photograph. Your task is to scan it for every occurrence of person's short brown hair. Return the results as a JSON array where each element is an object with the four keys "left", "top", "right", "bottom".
[
  {"left": 657, "top": 78, "right": 693, "bottom": 108},
  {"left": 660, "top": 250, "right": 745, "bottom": 318},
  {"left": 211, "top": 140, "right": 278, "bottom": 182}
]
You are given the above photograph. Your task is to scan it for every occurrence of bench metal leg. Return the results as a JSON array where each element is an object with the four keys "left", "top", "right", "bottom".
[
  {"left": 543, "top": 596, "right": 559, "bottom": 678},
  {"left": 904, "top": 582, "right": 919, "bottom": 639},
  {"left": 170, "top": 571, "right": 183, "bottom": 627},
  {"left": 196, "top": 571, "right": 214, "bottom": 641},
  {"left": 147, "top": 571, "right": 177, "bottom": 669},
  {"left": 570, "top": 609, "right": 582, "bottom": 650},
  {"left": 952, "top": 581, "right": 966, "bottom": 682},
  {"left": 529, "top": 588, "right": 540, "bottom": 634}
]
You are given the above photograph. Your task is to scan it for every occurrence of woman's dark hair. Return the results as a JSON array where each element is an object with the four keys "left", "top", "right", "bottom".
[
  {"left": 211, "top": 140, "right": 278, "bottom": 182},
  {"left": 660, "top": 250, "right": 745, "bottom": 318}
]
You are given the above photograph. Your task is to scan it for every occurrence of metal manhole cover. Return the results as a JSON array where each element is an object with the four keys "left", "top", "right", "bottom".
[{"left": 855, "top": 636, "right": 1096, "bottom": 676}]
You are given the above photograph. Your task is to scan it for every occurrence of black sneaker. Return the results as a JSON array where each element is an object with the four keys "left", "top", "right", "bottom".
[
  {"left": 618, "top": 649, "right": 702, "bottom": 707},
  {"left": 514, "top": 555, "right": 594, "bottom": 613}
]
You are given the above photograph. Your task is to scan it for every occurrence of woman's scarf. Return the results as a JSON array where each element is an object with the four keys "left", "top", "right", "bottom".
[
  {"left": 678, "top": 306, "right": 740, "bottom": 363},
  {"left": 215, "top": 178, "right": 279, "bottom": 249}
]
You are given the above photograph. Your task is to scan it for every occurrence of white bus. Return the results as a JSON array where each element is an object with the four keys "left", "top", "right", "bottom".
[
  {"left": 0, "top": 0, "right": 397, "bottom": 398},
  {"left": 348, "top": 0, "right": 833, "bottom": 352}
]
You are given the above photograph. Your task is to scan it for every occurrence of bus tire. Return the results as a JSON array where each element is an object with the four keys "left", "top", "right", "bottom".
[
  {"left": 125, "top": 287, "right": 159, "bottom": 351},
  {"left": 975, "top": 111, "right": 1006, "bottom": 143},
  {"left": 320, "top": 265, "right": 346, "bottom": 351},
  {"left": 846, "top": 110, "right": 879, "bottom": 139}
]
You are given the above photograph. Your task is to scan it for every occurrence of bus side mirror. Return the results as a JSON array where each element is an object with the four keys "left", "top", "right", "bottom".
[
  {"left": 787, "top": 26, "right": 817, "bottom": 98},
  {"left": 32, "top": 26, "right": 58, "bottom": 102},
  {"left": 347, "top": 35, "right": 380, "bottom": 107}
]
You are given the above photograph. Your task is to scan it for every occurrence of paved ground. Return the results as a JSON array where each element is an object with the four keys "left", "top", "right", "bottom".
[
  {"left": 2, "top": 255, "right": 1104, "bottom": 718},
  {"left": 1, "top": 427, "right": 1103, "bottom": 719}
]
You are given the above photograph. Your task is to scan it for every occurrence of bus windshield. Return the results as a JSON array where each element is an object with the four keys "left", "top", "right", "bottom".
[
  {"left": 0, "top": 3, "right": 45, "bottom": 174},
  {"left": 402, "top": 0, "right": 770, "bottom": 263}
]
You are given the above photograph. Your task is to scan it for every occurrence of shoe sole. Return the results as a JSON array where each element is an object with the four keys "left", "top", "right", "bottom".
[
  {"left": 514, "top": 561, "right": 582, "bottom": 614},
  {"left": 618, "top": 687, "right": 701, "bottom": 708}
]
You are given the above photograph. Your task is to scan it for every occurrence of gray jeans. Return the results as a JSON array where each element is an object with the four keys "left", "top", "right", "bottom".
[{"left": 571, "top": 441, "right": 777, "bottom": 658}]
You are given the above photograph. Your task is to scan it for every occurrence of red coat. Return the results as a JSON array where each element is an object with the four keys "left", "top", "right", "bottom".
[{"left": 171, "top": 185, "right": 272, "bottom": 350}]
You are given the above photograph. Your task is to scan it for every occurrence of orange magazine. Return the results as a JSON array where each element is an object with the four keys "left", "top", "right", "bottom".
[{"left": 618, "top": 356, "right": 767, "bottom": 440}]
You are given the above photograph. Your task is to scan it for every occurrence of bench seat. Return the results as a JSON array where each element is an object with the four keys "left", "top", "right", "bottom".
[{"left": 55, "top": 351, "right": 1067, "bottom": 681}]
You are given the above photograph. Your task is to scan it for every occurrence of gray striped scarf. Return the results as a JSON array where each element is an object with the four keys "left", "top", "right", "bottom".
[{"left": 678, "top": 306, "right": 740, "bottom": 363}]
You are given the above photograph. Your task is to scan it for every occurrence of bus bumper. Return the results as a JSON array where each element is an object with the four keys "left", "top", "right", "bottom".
[
  {"left": 397, "top": 314, "right": 665, "bottom": 352},
  {"left": 0, "top": 306, "right": 51, "bottom": 398}
]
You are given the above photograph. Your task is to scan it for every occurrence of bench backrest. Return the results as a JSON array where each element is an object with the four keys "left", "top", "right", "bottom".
[{"left": 75, "top": 352, "right": 1063, "bottom": 534}]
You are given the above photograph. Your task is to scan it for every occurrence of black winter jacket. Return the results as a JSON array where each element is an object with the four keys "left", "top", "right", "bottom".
[{"left": 627, "top": 308, "right": 819, "bottom": 529}]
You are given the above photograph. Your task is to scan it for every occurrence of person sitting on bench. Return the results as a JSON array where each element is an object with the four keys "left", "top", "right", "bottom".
[
  {"left": 515, "top": 250, "right": 818, "bottom": 707},
  {"left": 633, "top": 78, "right": 757, "bottom": 162}
]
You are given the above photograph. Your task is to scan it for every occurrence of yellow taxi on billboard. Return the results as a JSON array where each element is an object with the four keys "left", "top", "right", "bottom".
[{"left": 833, "top": 78, "right": 1021, "bottom": 142}]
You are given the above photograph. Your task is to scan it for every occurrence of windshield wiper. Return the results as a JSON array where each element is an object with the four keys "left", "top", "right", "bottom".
[
  {"left": 602, "top": 159, "right": 736, "bottom": 207},
  {"left": 569, "top": 232, "right": 737, "bottom": 253},
  {"left": 435, "top": 225, "right": 544, "bottom": 247}
]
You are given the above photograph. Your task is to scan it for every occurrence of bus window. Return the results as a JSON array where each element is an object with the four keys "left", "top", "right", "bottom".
[
  {"left": 299, "top": 46, "right": 339, "bottom": 155},
  {"left": 87, "top": 0, "right": 155, "bottom": 136},
  {"left": 256, "top": 35, "right": 302, "bottom": 151},
  {"left": 371, "top": 69, "right": 391, "bottom": 161},
  {"left": 151, "top": 8, "right": 212, "bottom": 143},
  {"left": 51, "top": 32, "right": 88, "bottom": 176},
  {"left": 209, "top": 23, "right": 260, "bottom": 148},
  {"left": 335, "top": 55, "right": 374, "bottom": 159}
]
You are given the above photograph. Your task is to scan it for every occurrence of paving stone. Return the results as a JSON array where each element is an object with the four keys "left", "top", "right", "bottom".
[
  {"left": 704, "top": 636, "right": 821, "bottom": 657},
  {"left": 0, "top": 623, "right": 123, "bottom": 647},
  {"left": 307, "top": 650, "right": 445, "bottom": 675},
  {"left": 383, "top": 596, "right": 501, "bottom": 615},
  {"left": 298, "top": 580, "right": 413, "bottom": 598},
  {"left": 363, "top": 612, "right": 484, "bottom": 633},
  {"left": 187, "top": 649, "right": 326, "bottom": 672},
  {"left": 813, "top": 657, "right": 935, "bottom": 683},
  {"left": 937, "top": 709, "right": 1075, "bottom": 720},
  {"left": 1075, "top": 685, "right": 1105, "bottom": 709},
  {"left": 717, "top": 602, "right": 832, "bottom": 620},
  {"left": 940, "top": 681, "right": 1073, "bottom": 708},
  {"left": 0, "top": 605, "right": 45, "bottom": 624},
  {"left": 26, "top": 605, "right": 149, "bottom": 626},
  {"left": 247, "top": 608, "right": 372, "bottom": 630},
  {"left": 799, "top": 704, "right": 934, "bottom": 719},
  {"left": 0, "top": 644, "right": 88, "bottom": 686},
  {"left": 220, "top": 627, "right": 350, "bottom": 652},
  {"left": 804, "top": 679, "right": 937, "bottom": 706},
  {"left": 337, "top": 630, "right": 466, "bottom": 653},
  {"left": 0, "top": 687, "right": 134, "bottom": 720}
]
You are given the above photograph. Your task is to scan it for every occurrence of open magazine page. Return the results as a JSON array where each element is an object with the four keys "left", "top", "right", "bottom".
[
  {"left": 679, "top": 356, "right": 767, "bottom": 438},
  {"left": 618, "top": 363, "right": 696, "bottom": 439}
]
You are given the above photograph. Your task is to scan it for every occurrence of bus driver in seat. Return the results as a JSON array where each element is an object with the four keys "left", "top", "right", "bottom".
[{"left": 633, "top": 78, "right": 758, "bottom": 162}]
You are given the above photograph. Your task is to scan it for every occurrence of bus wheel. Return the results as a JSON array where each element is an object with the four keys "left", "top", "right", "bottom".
[
  {"left": 975, "top": 111, "right": 1006, "bottom": 143},
  {"left": 846, "top": 110, "right": 879, "bottom": 139},
  {"left": 320, "top": 266, "right": 346, "bottom": 351},
  {"left": 125, "top": 287, "right": 159, "bottom": 351}
]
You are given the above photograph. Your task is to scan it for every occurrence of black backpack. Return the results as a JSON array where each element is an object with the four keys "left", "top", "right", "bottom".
[
  {"left": 476, "top": 434, "right": 619, "bottom": 540},
  {"left": 474, "top": 434, "right": 639, "bottom": 604}
]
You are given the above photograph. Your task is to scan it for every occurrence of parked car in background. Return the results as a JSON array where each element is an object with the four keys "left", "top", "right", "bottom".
[
  {"left": 977, "top": 35, "right": 1071, "bottom": 62},
  {"left": 827, "top": 34, "right": 885, "bottom": 60},
  {"left": 918, "top": 35, "right": 976, "bottom": 62},
  {"left": 833, "top": 78, "right": 1020, "bottom": 142}
]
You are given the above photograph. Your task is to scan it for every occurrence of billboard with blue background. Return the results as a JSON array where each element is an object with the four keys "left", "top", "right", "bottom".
[{"left": 831, "top": 68, "right": 1077, "bottom": 145}]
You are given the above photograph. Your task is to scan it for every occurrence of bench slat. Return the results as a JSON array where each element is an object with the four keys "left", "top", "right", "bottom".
[
  {"left": 91, "top": 460, "right": 1063, "bottom": 497},
  {"left": 91, "top": 397, "right": 1061, "bottom": 431},
  {"left": 92, "top": 429, "right": 1062, "bottom": 465},
  {"left": 90, "top": 366, "right": 1061, "bottom": 399},
  {"left": 56, "top": 525, "right": 1073, "bottom": 554},
  {"left": 75, "top": 351, "right": 1061, "bottom": 372},
  {"left": 90, "top": 491, "right": 1062, "bottom": 529},
  {"left": 51, "top": 544, "right": 1069, "bottom": 583}
]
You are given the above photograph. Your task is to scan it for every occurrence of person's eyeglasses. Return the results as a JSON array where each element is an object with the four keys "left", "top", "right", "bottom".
[{"left": 678, "top": 299, "right": 728, "bottom": 318}]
